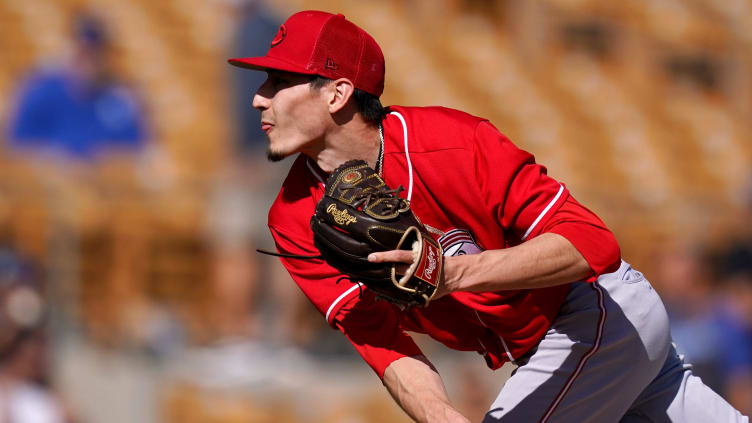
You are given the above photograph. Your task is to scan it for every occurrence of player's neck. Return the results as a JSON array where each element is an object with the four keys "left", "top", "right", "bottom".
[{"left": 313, "top": 117, "right": 381, "bottom": 174}]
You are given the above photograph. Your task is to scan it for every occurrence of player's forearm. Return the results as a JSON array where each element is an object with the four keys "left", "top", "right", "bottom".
[
  {"left": 443, "top": 232, "right": 591, "bottom": 293},
  {"left": 383, "top": 355, "right": 470, "bottom": 423}
]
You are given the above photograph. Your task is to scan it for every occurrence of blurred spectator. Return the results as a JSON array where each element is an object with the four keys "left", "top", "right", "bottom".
[
  {"left": 220, "top": 1, "right": 327, "bottom": 350},
  {"left": 710, "top": 233, "right": 752, "bottom": 416},
  {"left": 718, "top": 239, "right": 752, "bottom": 277},
  {"left": 0, "top": 247, "right": 70, "bottom": 422},
  {"left": 205, "top": 165, "right": 260, "bottom": 341},
  {"left": 205, "top": 160, "right": 325, "bottom": 348},
  {"left": 720, "top": 271, "right": 752, "bottom": 416},
  {"left": 228, "top": 0, "right": 280, "bottom": 154},
  {"left": 5, "top": 11, "right": 148, "bottom": 162},
  {"left": 657, "top": 241, "right": 752, "bottom": 405}
]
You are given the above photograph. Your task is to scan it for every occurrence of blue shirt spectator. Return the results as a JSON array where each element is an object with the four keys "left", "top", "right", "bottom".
[
  {"left": 669, "top": 298, "right": 752, "bottom": 393},
  {"left": 7, "top": 69, "right": 147, "bottom": 160},
  {"left": 5, "top": 12, "right": 148, "bottom": 161}
]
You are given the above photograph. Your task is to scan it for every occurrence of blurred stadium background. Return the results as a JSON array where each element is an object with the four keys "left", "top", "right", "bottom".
[{"left": 0, "top": 0, "right": 750, "bottom": 421}]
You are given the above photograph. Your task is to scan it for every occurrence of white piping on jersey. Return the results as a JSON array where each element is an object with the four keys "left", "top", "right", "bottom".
[
  {"left": 389, "top": 111, "right": 414, "bottom": 201},
  {"left": 540, "top": 282, "right": 607, "bottom": 423},
  {"left": 521, "top": 184, "right": 564, "bottom": 241},
  {"left": 474, "top": 310, "right": 515, "bottom": 361},
  {"left": 307, "top": 158, "right": 362, "bottom": 326},
  {"left": 326, "top": 283, "right": 363, "bottom": 324},
  {"left": 304, "top": 112, "right": 414, "bottom": 200},
  {"left": 306, "top": 159, "right": 326, "bottom": 185},
  {"left": 317, "top": 113, "right": 411, "bottom": 323}
]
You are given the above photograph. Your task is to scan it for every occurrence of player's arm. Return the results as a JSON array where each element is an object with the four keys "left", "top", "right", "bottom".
[
  {"left": 332, "top": 289, "right": 466, "bottom": 422},
  {"left": 443, "top": 231, "right": 588, "bottom": 293},
  {"left": 370, "top": 120, "right": 618, "bottom": 294},
  {"left": 383, "top": 355, "right": 470, "bottom": 423},
  {"left": 369, "top": 231, "right": 589, "bottom": 295}
]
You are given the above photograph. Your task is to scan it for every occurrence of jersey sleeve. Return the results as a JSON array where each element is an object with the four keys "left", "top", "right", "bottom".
[
  {"left": 539, "top": 195, "right": 621, "bottom": 279},
  {"left": 473, "top": 121, "right": 620, "bottom": 279},
  {"left": 269, "top": 224, "right": 362, "bottom": 326},
  {"left": 333, "top": 292, "right": 424, "bottom": 379},
  {"left": 269, "top": 224, "right": 423, "bottom": 378}
]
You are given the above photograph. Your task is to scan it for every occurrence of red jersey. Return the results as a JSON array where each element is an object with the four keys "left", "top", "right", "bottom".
[{"left": 268, "top": 106, "right": 621, "bottom": 378}]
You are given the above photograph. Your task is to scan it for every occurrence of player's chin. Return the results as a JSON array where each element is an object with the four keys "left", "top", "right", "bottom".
[{"left": 266, "top": 146, "right": 290, "bottom": 162}]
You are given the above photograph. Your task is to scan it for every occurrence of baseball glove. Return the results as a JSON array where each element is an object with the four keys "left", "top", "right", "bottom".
[{"left": 309, "top": 160, "right": 443, "bottom": 308}]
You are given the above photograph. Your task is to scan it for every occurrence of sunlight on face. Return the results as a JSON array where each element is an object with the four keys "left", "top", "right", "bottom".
[{"left": 253, "top": 71, "right": 330, "bottom": 162}]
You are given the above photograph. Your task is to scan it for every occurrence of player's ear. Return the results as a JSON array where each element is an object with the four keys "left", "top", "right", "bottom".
[{"left": 328, "top": 78, "right": 355, "bottom": 114}]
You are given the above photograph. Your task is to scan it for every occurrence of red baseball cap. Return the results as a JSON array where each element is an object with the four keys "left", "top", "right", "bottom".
[{"left": 228, "top": 10, "right": 385, "bottom": 97}]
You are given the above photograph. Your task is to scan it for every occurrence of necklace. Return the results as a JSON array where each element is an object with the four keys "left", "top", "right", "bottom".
[{"left": 377, "top": 122, "right": 384, "bottom": 176}]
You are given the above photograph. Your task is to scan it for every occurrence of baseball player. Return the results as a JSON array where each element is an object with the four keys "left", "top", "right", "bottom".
[{"left": 228, "top": 10, "right": 749, "bottom": 423}]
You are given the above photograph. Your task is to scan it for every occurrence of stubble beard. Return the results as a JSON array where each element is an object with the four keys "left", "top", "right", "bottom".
[{"left": 266, "top": 147, "right": 287, "bottom": 162}]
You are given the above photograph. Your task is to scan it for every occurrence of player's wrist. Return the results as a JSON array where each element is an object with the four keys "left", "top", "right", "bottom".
[
  {"left": 441, "top": 253, "right": 478, "bottom": 294},
  {"left": 421, "top": 401, "right": 470, "bottom": 423}
]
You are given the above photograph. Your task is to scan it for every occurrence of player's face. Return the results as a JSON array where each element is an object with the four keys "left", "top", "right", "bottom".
[{"left": 253, "top": 70, "right": 330, "bottom": 162}]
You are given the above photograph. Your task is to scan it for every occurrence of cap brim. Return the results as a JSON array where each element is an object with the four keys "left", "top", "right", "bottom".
[{"left": 227, "top": 56, "right": 315, "bottom": 76}]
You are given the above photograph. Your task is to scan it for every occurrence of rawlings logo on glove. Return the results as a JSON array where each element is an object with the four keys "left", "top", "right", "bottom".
[{"left": 326, "top": 204, "right": 357, "bottom": 226}]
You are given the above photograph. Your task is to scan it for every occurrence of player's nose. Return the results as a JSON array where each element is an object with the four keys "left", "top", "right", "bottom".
[
  {"left": 252, "top": 78, "right": 272, "bottom": 110},
  {"left": 252, "top": 92, "right": 270, "bottom": 111}
]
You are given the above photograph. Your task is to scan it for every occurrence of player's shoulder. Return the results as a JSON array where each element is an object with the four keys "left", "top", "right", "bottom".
[
  {"left": 387, "top": 105, "right": 487, "bottom": 130},
  {"left": 268, "top": 154, "right": 320, "bottom": 232},
  {"left": 385, "top": 105, "right": 508, "bottom": 153}
]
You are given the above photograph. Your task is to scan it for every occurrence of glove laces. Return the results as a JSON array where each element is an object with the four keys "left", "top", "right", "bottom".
[
  {"left": 341, "top": 184, "right": 405, "bottom": 213},
  {"left": 255, "top": 249, "right": 323, "bottom": 260}
]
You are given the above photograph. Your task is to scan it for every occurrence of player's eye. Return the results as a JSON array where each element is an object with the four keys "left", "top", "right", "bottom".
[{"left": 270, "top": 76, "right": 288, "bottom": 89}]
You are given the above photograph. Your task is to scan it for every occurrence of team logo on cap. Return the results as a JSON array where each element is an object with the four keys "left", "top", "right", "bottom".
[{"left": 271, "top": 24, "right": 286, "bottom": 47}]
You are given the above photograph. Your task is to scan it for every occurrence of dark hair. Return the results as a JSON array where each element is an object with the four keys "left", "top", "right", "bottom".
[
  {"left": 74, "top": 12, "right": 109, "bottom": 50},
  {"left": 309, "top": 75, "right": 386, "bottom": 125}
]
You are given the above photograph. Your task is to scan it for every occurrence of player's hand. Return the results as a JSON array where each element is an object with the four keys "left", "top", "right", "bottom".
[
  {"left": 367, "top": 249, "right": 413, "bottom": 272},
  {"left": 368, "top": 250, "right": 451, "bottom": 299},
  {"left": 310, "top": 160, "right": 443, "bottom": 307}
]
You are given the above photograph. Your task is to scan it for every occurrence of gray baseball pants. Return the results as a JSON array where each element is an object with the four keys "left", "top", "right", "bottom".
[{"left": 483, "top": 261, "right": 749, "bottom": 423}]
